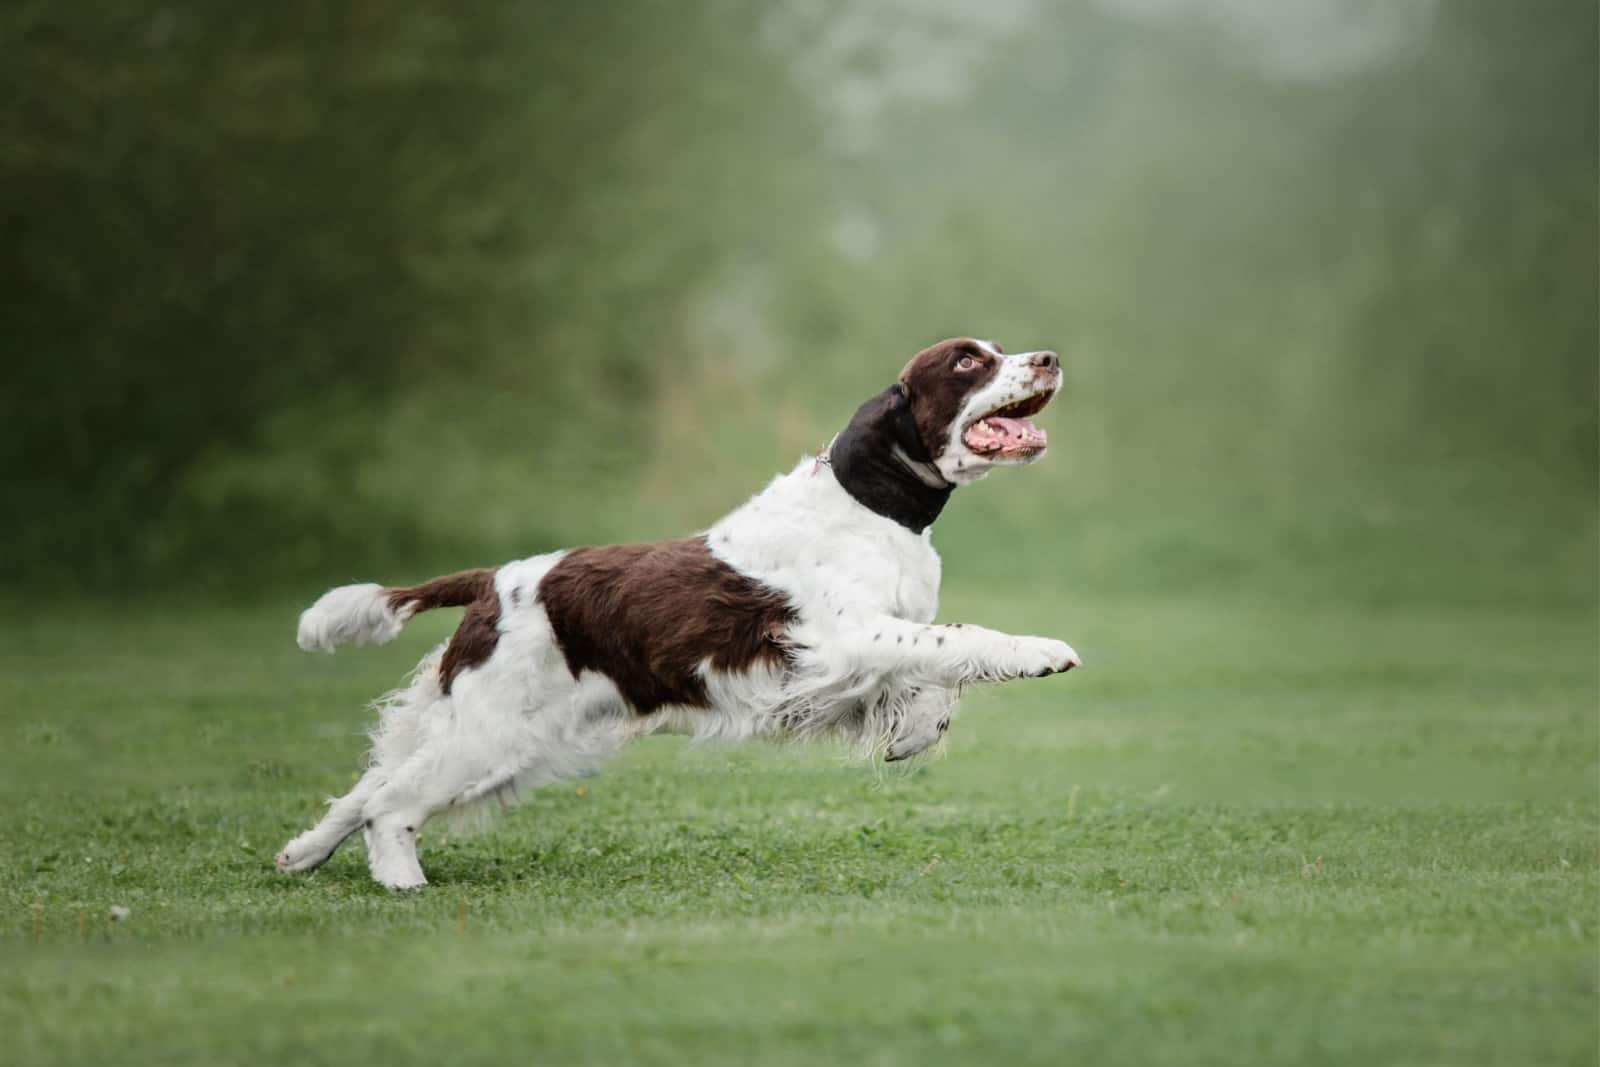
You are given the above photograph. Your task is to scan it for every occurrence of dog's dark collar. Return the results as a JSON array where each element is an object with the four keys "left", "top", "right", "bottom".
[{"left": 826, "top": 383, "right": 953, "bottom": 534}]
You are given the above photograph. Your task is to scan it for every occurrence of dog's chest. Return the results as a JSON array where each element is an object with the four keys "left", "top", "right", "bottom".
[
  {"left": 708, "top": 467, "right": 942, "bottom": 625},
  {"left": 876, "top": 540, "right": 939, "bottom": 622}
]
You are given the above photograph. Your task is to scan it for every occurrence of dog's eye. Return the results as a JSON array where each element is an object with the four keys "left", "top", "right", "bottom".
[{"left": 956, "top": 355, "right": 976, "bottom": 371}]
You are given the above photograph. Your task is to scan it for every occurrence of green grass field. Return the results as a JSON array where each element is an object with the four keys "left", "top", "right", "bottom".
[{"left": 3, "top": 582, "right": 1595, "bottom": 1066}]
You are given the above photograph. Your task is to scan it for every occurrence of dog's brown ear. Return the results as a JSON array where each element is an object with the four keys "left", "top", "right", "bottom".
[
  {"left": 887, "top": 382, "right": 935, "bottom": 461},
  {"left": 845, "top": 383, "right": 930, "bottom": 462}
]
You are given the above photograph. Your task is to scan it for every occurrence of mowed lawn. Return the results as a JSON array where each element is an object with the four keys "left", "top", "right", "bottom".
[{"left": 1, "top": 585, "right": 1595, "bottom": 1066}]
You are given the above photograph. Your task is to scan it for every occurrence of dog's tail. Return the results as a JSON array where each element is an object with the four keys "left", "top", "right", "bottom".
[{"left": 296, "top": 568, "right": 496, "bottom": 653}]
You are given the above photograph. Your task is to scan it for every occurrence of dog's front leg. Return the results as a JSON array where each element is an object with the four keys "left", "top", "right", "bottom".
[{"left": 849, "top": 616, "right": 1079, "bottom": 686}]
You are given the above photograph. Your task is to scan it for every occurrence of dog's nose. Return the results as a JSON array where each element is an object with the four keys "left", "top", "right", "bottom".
[{"left": 1030, "top": 351, "right": 1059, "bottom": 370}]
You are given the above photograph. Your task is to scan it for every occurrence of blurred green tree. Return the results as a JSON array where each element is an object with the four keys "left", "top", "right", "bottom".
[
  {"left": 1, "top": 1, "right": 824, "bottom": 585},
  {"left": 2, "top": 0, "right": 1593, "bottom": 598}
]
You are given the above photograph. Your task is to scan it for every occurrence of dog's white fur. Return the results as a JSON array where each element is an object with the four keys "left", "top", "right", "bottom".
[{"left": 280, "top": 345, "right": 1078, "bottom": 889}]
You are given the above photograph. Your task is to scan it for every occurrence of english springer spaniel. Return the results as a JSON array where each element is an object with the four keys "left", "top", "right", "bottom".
[{"left": 280, "top": 338, "right": 1080, "bottom": 890}]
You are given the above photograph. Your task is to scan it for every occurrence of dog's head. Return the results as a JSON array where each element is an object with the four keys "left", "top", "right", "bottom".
[
  {"left": 829, "top": 338, "right": 1062, "bottom": 532},
  {"left": 896, "top": 338, "right": 1061, "bottom": 486}
]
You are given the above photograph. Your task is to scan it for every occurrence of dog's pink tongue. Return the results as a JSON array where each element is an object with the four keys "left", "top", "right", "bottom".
[{"left": 964, "top": 416, "right": 1046, "bottom": 453}]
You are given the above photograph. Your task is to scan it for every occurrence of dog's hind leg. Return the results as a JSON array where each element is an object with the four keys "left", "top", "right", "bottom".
[
  {"left": 356, "top": 668, "right": 631, "bottom": 891},
  {"left": 355, "top": 680, "right": 528, "bottom": 890},
  {"left": 357, "top": 736, "right": 521, "bottom": 891},
  {"left": 277, "top": 644, "right": 446, "bottom": 877},
  {"left": 275, "top": 765, "right": 385, "bottom": 873},
  {"left": 353, "top": 716, "right": 497, "bottom": 890}
]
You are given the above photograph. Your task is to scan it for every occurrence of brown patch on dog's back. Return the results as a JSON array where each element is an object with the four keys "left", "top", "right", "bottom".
[
  {"left": 386, "top": 568, "right": 501, "bottom": 694},
  {"left": 898, "top": 338, "right": 1000, "bottom": 457},
  {"left": 538, "top": 537, "right": 797, "bottom": 714}
]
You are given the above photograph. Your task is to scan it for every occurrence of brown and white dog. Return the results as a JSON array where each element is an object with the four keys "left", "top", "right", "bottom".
[{"left": 280, "top": 338, "right": 1080, "bottom": 889}]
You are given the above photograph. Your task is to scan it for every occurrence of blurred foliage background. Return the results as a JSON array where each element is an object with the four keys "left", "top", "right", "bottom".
[{"left": 4, "top": 0, "right": 1595, "bottom": 607}]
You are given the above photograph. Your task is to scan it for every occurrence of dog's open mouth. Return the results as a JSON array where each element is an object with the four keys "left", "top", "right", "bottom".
[{"left": 962, "top": 390, "right": 1053, "bottom": 457}]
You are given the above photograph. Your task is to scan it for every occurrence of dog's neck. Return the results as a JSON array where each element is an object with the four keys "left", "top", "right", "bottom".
[{"left": 828, "top": 384, "right": 953, "bottom": 534}]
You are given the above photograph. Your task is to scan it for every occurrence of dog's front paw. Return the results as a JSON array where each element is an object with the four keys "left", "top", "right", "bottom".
[{"left": 1009, "top": 637, "right": 1081, "bottom": 678}]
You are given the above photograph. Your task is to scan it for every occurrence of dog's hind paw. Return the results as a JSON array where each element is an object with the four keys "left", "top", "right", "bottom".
[
  {"left": 275, "top": 832, "right": 338, "bottom": 874},
  {"left": 364, "top": 819, "right": 429, "bottom": 891}
]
